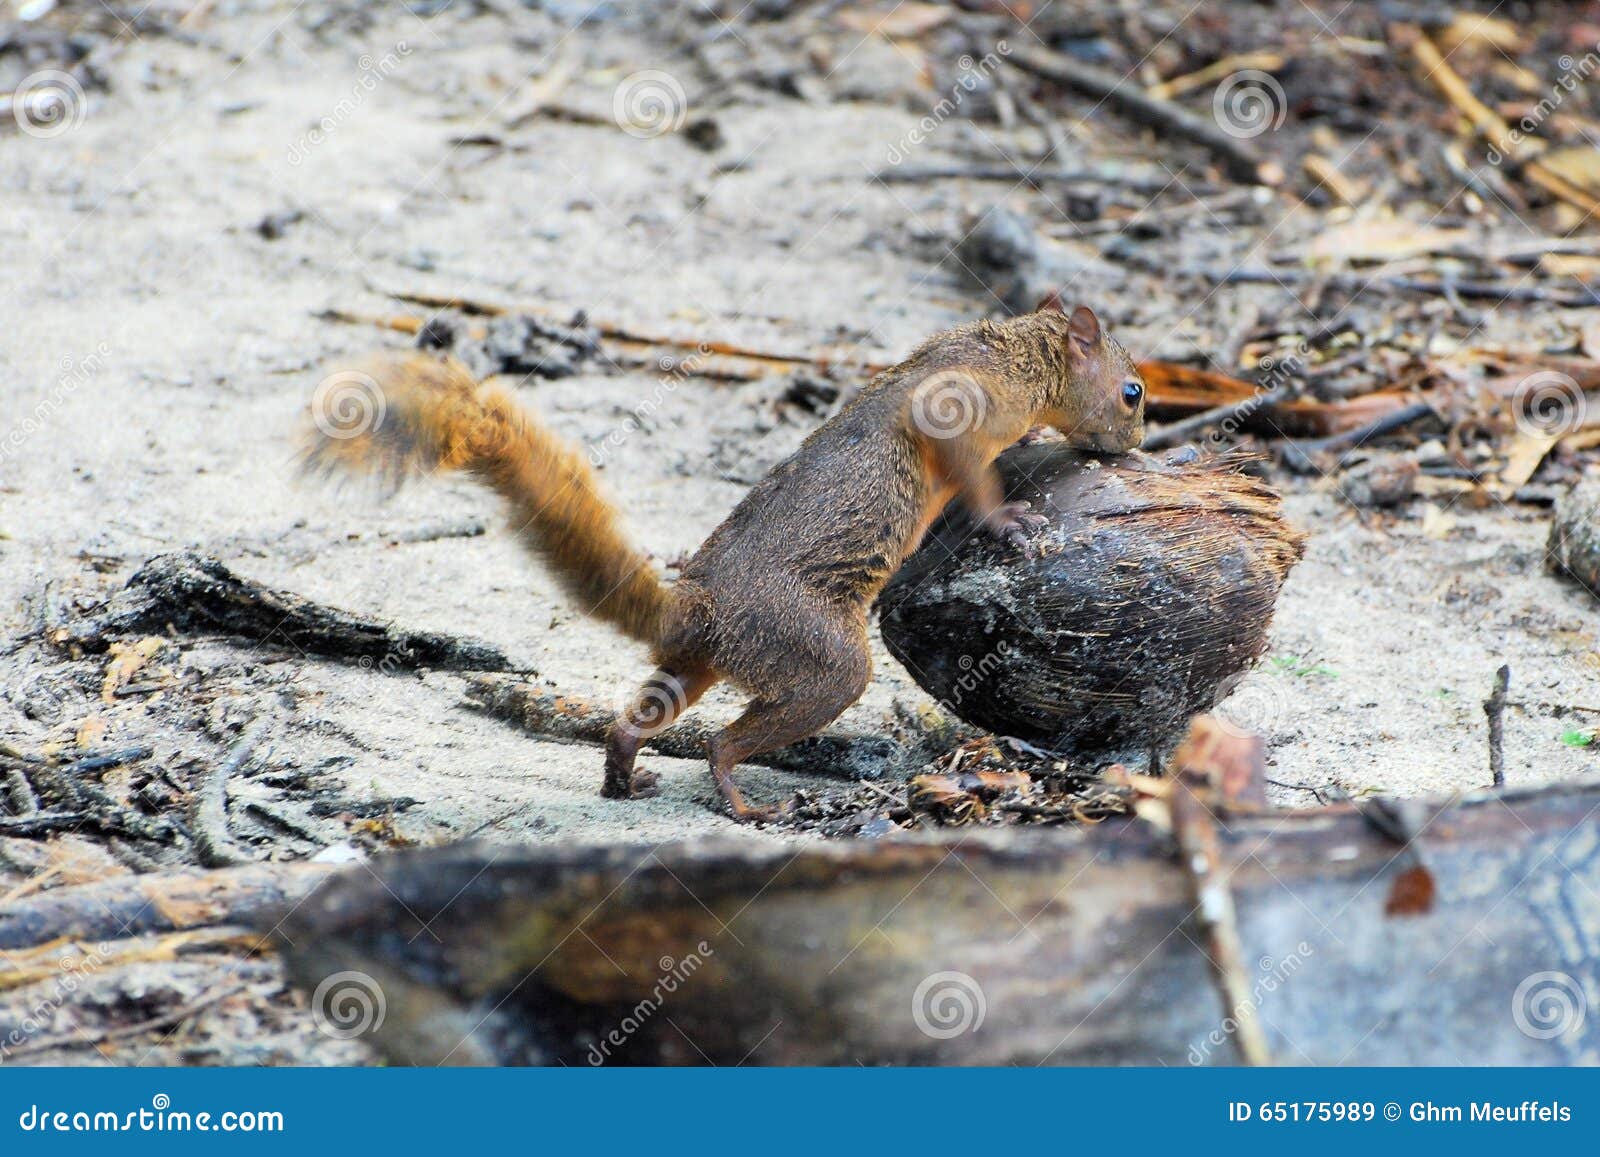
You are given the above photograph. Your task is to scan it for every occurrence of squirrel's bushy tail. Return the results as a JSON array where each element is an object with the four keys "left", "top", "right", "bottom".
[{"left": 300, "top": 353, "right": 669, "bottom": 644}]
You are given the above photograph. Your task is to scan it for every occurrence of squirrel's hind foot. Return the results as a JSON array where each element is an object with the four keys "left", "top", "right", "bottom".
[
  {"left": 600, "top": 767, "right": 660, "bottom": 801},
  {"left": 721, "top": 795, "right": 795, "bottom": 825}
]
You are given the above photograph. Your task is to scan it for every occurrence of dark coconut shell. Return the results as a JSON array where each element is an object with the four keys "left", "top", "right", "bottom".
[{"left": 878, "top": 444, "right": 1305, "bottom": 756}]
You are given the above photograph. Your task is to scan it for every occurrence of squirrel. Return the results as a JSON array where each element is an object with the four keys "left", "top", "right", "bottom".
[{"left": 300, "top": 301, "right": 1146, "bottom": 822}]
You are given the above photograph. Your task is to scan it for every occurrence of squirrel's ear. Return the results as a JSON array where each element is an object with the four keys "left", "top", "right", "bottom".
[
  {"left": 1067, "top": 305, "right": 1101, "bottom": 347},
  {"left": 1034, "top": 290, "right": 1066, "bottom": 314}
]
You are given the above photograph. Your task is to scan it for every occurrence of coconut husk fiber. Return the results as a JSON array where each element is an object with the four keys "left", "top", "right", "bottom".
[{"left": 878, "top": 444, "right": 1304, "bottom": 756}]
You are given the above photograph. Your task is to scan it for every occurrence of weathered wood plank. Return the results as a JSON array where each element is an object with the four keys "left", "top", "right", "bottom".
[{"left": 270, "top": 778, "right": 1600, "bottom": 1066}]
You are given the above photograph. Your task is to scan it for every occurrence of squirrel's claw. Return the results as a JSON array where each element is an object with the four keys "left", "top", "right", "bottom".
[
  {"left": 985, "top": 501, "right": 1048, "bottom": 556},
  {"left": 725, "top": 796, "right": 795, "bottom": 825},
  {"left": 1013, "top": 426, "right": 1062, "bottom": 447},
  {"left": 1004, "top": 529, "right": 1038, "bottom": 557},
  {"left": 603, "top": 768, "right": 659, "bottom": 801}
]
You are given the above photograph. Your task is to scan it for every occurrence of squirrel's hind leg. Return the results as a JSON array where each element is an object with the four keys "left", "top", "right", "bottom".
[
  {"left": 603, "top": 664, "right": 717, "bottom": 800},
  {"left": 707, "top": 649, "right": 870, "bottom": 824}
]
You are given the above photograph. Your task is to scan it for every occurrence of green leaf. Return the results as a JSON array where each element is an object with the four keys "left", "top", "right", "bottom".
[{"left": 1560, "top": 730, "right": 1595, "bottom": 747}]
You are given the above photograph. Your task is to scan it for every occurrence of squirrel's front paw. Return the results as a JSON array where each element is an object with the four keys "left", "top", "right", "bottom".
[
  {"left": 1013, "top": 426, "right": 1062, "bottom": 447},
  {"left": 984, "top": 501, "right": 1048, "bottom": 555}
]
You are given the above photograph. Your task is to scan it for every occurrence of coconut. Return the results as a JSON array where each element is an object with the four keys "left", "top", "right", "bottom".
[{"left": 878, "top": 444, "right": 1305, "bottom": 757}]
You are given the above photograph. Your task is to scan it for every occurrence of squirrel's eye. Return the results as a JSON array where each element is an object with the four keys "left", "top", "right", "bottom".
[{"left": 1121, "top": 380, "right": 1143, "bottom": 408}]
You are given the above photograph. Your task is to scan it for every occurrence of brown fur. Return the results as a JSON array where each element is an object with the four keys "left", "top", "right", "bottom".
[
  {"left": 300, "top": 305, "right": 1146, "bottom": 821},
  {"left": 299, "top": 355, "right": 668, "bottom": 643}
]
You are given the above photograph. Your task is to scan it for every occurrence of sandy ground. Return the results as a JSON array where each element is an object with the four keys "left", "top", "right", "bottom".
[
  {"left": 1, "top": 0, "right": 1598, "bottom": 1063},
  {"left": 5, "top": 0, "right": 1598, "bottom": 841}
]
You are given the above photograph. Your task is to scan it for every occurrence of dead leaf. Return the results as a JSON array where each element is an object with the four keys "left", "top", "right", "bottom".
[
  {"left": 75, "top": 715, "right": 107, "bottom": 748},
  {"left": 1544, "top": 253, "right": 1600, "bottom": 282},
  {"left": 1421, "top": 505, "right": 1458, "bottom": 539},
  {"left": 1498, "top": 431, "right": 1561, "bottom": 492},
  {"left": 1537, "top": 146, "right": 1600, "bottom": 197},
  {"left": 907, "top": 769, "right": 1031, "bottom": 825},
  {"left": 150, "top": 890, "right": 223, "bottom": 929},
  {"left": 1411, "top": 475, "right": 1480, "bottom": 499},
  {"left": 1148, "top": 51, "right": 1285, "bottom": 99},
  {"left": 837, "top": 2, "right": 951, "bottom": 39},
  {"left": 1435, "top": 12, "right": 1524, "bottom": 55},
  {"left": 102, "top": 636, "right": 168, "bottom": 703},
  {"left": 1384, "top": 862, "right": 1437, "bottom": 916},
  {"left": 1302, "top": 153, "right": 1363, "bottom": 205},
  {"left": 1307, "top": 218, "right": 1471, "bottom": 263}
]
